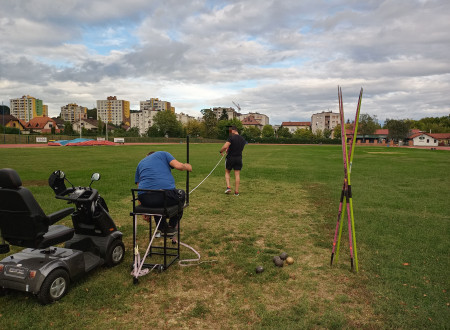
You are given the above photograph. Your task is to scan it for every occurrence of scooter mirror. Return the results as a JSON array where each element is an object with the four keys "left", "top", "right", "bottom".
[
  {"left": 58, "top": 170, "right": 65, "bottom": 179},
  {"left": 91, "top": 173, "right": 101, "bottom": 181}
]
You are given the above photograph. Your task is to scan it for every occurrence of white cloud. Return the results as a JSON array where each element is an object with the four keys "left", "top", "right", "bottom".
[{"left": 0, "top": 0, "right": 449, "bottom": 124}]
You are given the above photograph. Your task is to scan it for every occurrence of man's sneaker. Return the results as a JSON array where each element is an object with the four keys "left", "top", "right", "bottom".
[
  {"left": 225, "top": 187, "right": 232, "bottom": 194},
  {"left": 234, "top": 192, "right": 239, "bottom": 196}
]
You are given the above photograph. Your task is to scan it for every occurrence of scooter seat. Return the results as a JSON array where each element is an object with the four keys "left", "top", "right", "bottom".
[{"left": 38, "top": 225, "right": 75, "bottom": 249}]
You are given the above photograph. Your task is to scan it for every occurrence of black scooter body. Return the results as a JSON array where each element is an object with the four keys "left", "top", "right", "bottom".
[{"left": 0, "top": 171, "right": 125, "bottom": 304}]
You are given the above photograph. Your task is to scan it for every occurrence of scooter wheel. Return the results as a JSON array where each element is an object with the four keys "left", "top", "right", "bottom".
[
  {"left": 105, "top": 239, "right": 125, "bottom": 267},
  {"left": 37, "top": 269, "right": 70, "bottom": 305}
]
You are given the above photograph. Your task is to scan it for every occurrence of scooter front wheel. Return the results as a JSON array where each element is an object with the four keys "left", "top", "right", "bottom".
[
  {"left": 37, "top": 269, "right": 70, "bottom": 305},
  {"left": 105, "top": 239, "right": 125, "bottom": 267}
]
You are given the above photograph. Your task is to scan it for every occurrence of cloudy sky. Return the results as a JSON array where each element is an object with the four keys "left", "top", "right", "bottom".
[{"left": 1, "top": 0, "right": 449, "bottom": 125}]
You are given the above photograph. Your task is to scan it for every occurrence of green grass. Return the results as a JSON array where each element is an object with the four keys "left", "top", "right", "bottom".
[{"left": 0, "top": 144, "right": 448, "bottom": 329}]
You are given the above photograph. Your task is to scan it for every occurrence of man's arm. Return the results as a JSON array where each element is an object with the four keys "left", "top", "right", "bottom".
[
  {"left": 169, "top": 159, "right": 192, "bottom": 172},
  {"left": 220, "top": 141, "right": 231, "bottom": 155}
]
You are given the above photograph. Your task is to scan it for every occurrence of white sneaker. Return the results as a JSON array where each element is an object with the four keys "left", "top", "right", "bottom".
[{"left": 225, "top": 187, "right": 232, "bottom": 194}]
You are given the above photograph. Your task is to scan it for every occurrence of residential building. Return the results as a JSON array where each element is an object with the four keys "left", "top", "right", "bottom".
[
  {"left": 281, "top": 121, "right": 311, "bottom": 133},
  {"left": 176, "top": 112, "right": 196, "bottom": 125},
  {"left": 140, "top": 98, "right": 173, "bottom": 112},
  {"left": 130, "top": 110, "right": 159, "bottom": 136},
  {"left": 242, "top": 115, "right": 263, "bottom": 130},
  {"left": 0, "top": 114, "right": 25, "bottom": 132},
  {"left": 239, "top": 112, "right": 269, "bottom": 126},
  {"left": 96, "top": 96, "right": 130, "bottom": 126},
  {"left": 212, "top": 107, "right": 239, "bottom": 120},
  {"left": 311, "top": 111, "right": 339, "bottom": 134},
  {"left": 24, "top": 116, "right": 59, "bottom": 133},
  {"left": 60, "top": 103, "right": 88, "bottom": 122},
  {"left": 73, "top": 118, "right": 100, "bottom": 133},
  {"left": 10, "top": 95, "right": 47, "bottom": 122}
]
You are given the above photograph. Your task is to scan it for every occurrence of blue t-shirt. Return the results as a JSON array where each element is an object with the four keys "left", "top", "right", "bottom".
[{"left": 135, "top": 151, "right": 176, "bottom": 192}]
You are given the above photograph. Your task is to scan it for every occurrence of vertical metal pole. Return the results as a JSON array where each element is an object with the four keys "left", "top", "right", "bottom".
[{"left": 186, "top": 135, "right": 190, "bottom": 205}]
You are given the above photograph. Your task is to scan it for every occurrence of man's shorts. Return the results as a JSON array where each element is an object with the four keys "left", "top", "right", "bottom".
[{"left": 225, "top": 156, "right": 243, "bottom": 170}]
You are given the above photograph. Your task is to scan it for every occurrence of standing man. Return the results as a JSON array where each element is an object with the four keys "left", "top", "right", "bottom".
[
  {"left": 135, "top": 151, "right": 192, "bottom": 235},
  {"left": 220, "top": 126, "right": 246, "bottom": 196}
]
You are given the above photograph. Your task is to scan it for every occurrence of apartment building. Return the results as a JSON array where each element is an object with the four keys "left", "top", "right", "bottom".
[
  {"left": 140, "top": 98, "right": 174, "bottom": 112},
  {"left": 130, "top": 109, "right": 159, "bottom": 135},
  {"left": 212, "top": 107, "right": 239, "bottom": 120},
  {"left": 60, "top": 103, "right": 88, "bottom": 122},
  {"left": 96, "top": 96, "right": 130, "bottom": 126},
  {"left": 10, "top": 95, "right": 47, "bottom": 122},
  {"left": 239, "top": 112, "right": 269, "bottom": 126},
  {"left": 311, "top": 111, "right": 340, "bottom": 133}
]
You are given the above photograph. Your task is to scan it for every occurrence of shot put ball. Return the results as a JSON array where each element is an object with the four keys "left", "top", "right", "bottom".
[
  {"left": 279, "top": 252, "right": 288, "bottom": 260},
  {"left": 286, "top": 257, "right": 294, "bottom": 265},
  {"left": 255, "top": 266, "right": 264, "bottom": 274},
  {"left": 273, "top": 256, "right": 284, "bottom": 267}
]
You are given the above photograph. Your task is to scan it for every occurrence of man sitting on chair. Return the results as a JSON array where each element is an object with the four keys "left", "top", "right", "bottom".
[{"left": 135, "top": 151, "right": 192, "bottom": 235}]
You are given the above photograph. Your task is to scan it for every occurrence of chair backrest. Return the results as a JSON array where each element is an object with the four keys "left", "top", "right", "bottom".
[{"left": 0, "top": 168, "right": 50, "bottom": 248}]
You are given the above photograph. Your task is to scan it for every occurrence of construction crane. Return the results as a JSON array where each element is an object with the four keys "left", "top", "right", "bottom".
[{"left": 232, "top": 101, "right": 241, "bottom": 112}]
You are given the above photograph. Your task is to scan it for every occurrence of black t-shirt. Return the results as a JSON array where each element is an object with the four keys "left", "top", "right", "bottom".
[{"left": 227, "top": 134, "right": 246, "bottom": 157}]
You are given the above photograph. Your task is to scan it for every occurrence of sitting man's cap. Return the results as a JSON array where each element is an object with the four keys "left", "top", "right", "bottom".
[{"left": 230, "top": 126, "right": 237, "bottom": 131}]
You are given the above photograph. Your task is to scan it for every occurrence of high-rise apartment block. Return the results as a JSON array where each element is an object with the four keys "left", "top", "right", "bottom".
[
  {"left": 96, "top": 96, "right": 130, "bottom": 126},
  {"left": 140, "top": 98, "right": 174, "bottom": 112},
  {"left": 60, "top": 103, "right": 87, "bottom": 122},
  {"left": 311, "top": 111, "right": 340, "bottom": 133},
  {"left": 10, "top": 95, "right": 47, "bottom": 121}
]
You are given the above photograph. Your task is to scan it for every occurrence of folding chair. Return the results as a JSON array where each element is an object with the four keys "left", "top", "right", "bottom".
[{"left": 130, "top": 189, "right": 185, "bottom": 284}]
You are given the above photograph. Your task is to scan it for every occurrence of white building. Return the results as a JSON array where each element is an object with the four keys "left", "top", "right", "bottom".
[
  {"left": 409, "top": 133, "right": 439, "bottom": 147},
  {"left": 176, "top": 112, "right": 196, "bottom": 125},
  {"left": 130, "top": 110, "right": 159, "bottom": 136},
  {"left": 311, "top": 111, "right": 340, "bottom": 133},
  {"left": 140, "top": 98, "right": 173, "bottom": 112},
  {"left": 60, "top": 103, "right": 87, "bottom": 122},
  {"left": 97, "top": 96, "right": 130, "bottom": 126},
  {"left": 212, "top": 107, "right": 239, "bottom": 120},
  {"left": 239, "top": 112, "right": 269, "bottom": 126}
]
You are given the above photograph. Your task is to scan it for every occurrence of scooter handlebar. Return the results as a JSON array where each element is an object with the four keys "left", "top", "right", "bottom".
[{"left": 55, "top": 187, "right": 99, "bottom": 203}]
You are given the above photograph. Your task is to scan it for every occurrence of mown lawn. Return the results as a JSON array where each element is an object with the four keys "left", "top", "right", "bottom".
[{"left": 0, "top": 143, "right": 448, "bottom": 329}]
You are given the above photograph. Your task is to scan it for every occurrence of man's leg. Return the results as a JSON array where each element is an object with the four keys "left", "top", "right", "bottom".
[
  {"left": 234, "top": 170, "right": 240, "bottom": 194},
  {"left": 225, "top": 169, "right": 232, "bottom": 193}
]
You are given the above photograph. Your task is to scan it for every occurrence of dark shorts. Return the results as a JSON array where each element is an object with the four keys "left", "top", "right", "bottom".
[{"left": 226, "top": 156, "right": 243, "bottom": 171}]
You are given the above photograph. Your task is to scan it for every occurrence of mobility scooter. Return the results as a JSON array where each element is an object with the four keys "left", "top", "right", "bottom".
[{"left": 0, "top": 168, "right": 124, "bottom": 304}]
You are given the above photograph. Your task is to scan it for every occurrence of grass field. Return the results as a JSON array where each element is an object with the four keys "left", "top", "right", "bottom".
[{"left": 0, "top": 143, "right": 449, "bottom": 329}]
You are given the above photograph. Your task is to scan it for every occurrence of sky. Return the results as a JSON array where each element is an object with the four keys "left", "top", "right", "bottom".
[{"left": 1, "top": 0, "right": 449, "bottom": 125}]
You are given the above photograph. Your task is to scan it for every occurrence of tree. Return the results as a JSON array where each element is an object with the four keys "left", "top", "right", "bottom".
[
  {"left": 217, "top": 118, "right": 243, "bottom": 140},
  {"left": 185, "top": 119, "right": 202, "bottom": 137},
  {"left": 87, "top": 108, "right": 97, "bottom": 119},
  {"left": 313, "top": 129, "right": 324, "bottom": 139},
  {"left": 147, "top": 125, "right": 161, "bottom": 137},
  {"left": 359, "top": 114, "right": 380, "bottom": 142},
  {"left": 294, "top": 128, "right": 313, "bottom": 139},
  {"left": 242, "top": 126, "right": 261, "bottom": 141},
  {"left": 262, "top": 125, "right": 274, "bottom": 138},
  {"left": 385, "top": 119, "right": 411, "bottom": 142},
  {"left": 219, "top": 109, "right": 228, "bottom": 121},
  {"left": 0, "top": 105, "right": 10, "bottom": 115},
  {"left": 200, "top": 108, "right": 218, "bottom": 138},
  {"left": 323, "top": 128, "right": 332, "bottom": 139},
  {"left": 333, "top": 124, "right": 341, "bottom": 139},
  {"left": 153, "top": 110, "right": 182, "bottom": 137},
  {"left": 277, "top": 126, "right": 292, "bottom": 138},
  {"left": 63, "top": 121, "right": 74, "bottom": 135}
]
